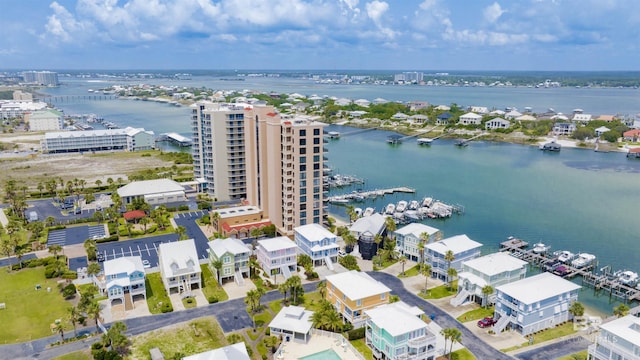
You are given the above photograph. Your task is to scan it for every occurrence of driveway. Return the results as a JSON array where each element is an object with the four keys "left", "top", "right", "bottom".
[
  {"left": 173, "top": 211, "right": 210, "bottom": 257},
  {"left": 367, "top": 272, "right": 514, "bottom": 360}
]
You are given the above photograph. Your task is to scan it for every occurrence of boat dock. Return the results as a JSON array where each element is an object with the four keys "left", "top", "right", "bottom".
[
  {"left": 157, "top": 132, "right": 193, "bottom": 147},
  {"left": 455, "top": 132, "right": 487, "bottom": 147},
  {"left": 326, "top": 187, "right": 415, "bottom": 203},
  {"left": 500, "top": 240, "right": 640, "bottom": 303}
]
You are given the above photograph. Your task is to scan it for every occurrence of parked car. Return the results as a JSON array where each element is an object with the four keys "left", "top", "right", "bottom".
[
  {"left": 477, "top": 317, "right": 496, "bottom": 328},
  {"left": 142, "top": 260, "right": 151, "bottom": 268},
  {"left": 97, "top": 253, "right": 105, "bottom": 262},
  {"left": 338, "top": 250, "right": 347, "bottom": 257}
]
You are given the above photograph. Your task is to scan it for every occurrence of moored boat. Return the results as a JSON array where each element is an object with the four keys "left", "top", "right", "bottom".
[
  {"left": 532, "top": 242, "right": 550, "bottom": 254},
  {"left": 617, "top": 270, "right": 639, "bottom": 287},
  {"left": 385, "top": 203, "right": 396, "bottom": 215},
  {"left": 571, "top": 253, "right": 596, "bottom": 268},
  {"left": 417, "top": 138, "right": 433, "bottom": 145},
  {"left": 555, "top": 250, "right": 575, "bottom": 264},
  {"left": 396, "top": 200, "right": 408, "bottom": 213},
  {"left": 408, "top": 200, "right": 420, "bottom": 210}
]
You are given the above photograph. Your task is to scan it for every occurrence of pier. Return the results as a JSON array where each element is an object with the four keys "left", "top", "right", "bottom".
[
  {"left": 157, "top": 132, "right": 193, "bottom": 147},
  {"left": 43, "top": 95, "right": 118, "bottom": 103},
  {"left": 500, "top": 240, "right": 640, "bottom": 303},
  {"left": 326, "top": 187, "right": 415, "bottom": 203},
  {"left": 455, "top": 132, "right": 487, "bottom": 147}
]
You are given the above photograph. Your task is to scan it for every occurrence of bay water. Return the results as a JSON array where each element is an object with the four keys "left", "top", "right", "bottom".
[{"left": 40, "top": 76, "right": 640, "bottom": 314}]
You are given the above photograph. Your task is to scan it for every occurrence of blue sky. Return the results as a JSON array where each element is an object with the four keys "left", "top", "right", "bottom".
[{"left": 2, "top": 0, "right": 639, "bottom": 71}]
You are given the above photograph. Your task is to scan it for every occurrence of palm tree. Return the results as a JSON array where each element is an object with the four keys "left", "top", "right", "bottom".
[
  {"left": 343, "top": 233, "right": 357, "bottom": 253},
  {"left": 49, "top": 244, "right": 63, "bottom": 259},
  {"left": 53, "top": 321, "right": 67, "bottom": 342},
  {"left": 245, "top": 289, "right": 259, "bottom": 313},
  {"left": 212, "top": 260, "right": 223, "bottom": 284},
  {"left": 613, "top": 303, "right": 630, "bottom": 318},
  {"left": 0, "top": 237, "right": 14, "bottom": 272},
  {"left": 481, "top": 285, "right": 494, "bottom": 308},
  {"left": 14, "top": 245, "right": 26, "bottom": 269},
  {"left": 447, "top": 267, "right": 458, "bottom": 291},
  {"left": 86, "top": 301, "right": 102, "bottom": 333},
  {"left": 440, "top": 328, "right": 451, "bottom": 358},
  {"left": 278, "top": 283, "right": 288, "bottom": 303},
  {"left": 95, "top": 179, "right": 103, "bottom": 188},
  {"left": 418, "top": 233, "right": 427, "bottom": 267},
  {"left": 84, "top": 239, "right": 97, "bottom": 261},
  {"left": 317, "top": 280, "right": 327, "bottom": 299},
  {"left": 210, "top": 211, "right": 220, "bottom": 232},
  {"left": 322, "top": 309, "right": 343, "bottom": 332},
  {"left": 68, "top": 306, "right": 80, "bottom": 338},
  {"left": 287, "top": 275, "right": 303, "bottom": 304},
  {"left": 45, "top": 215, "right": 56, "bottom": 227},
  {"left": 87, "top": 262, "right": 102, "bottom": 278},
  {"left": 139, "top": 216, "right": 151, "bottom": 233},
  {"left": 255, "top": 287, "right": 266, "bottom": 311},
  {"left": 447, "top": 328, "right": 462, "bottom": 359},
  {"left": 37, "top": 182, "right": 44, "bottom": 198},
  {"left": 399, "top": 256, "right": 407, "bottom": 276},
  {"left": 444, "top": 249, "right": 455, "bottom": 283},
  {"left": 346, "top": 205, "right": 357, "bottom": 223},
  {"left": 421, "top": 263, "right": 432, "bottom": 294},
  {"left": 568, "top": 301, "right": 584, "bottom": 318},
  {"left": 176, "top": 225, "right": 187, "bottom": 240},
  {"left": 384, "top": 215, "right": 397, "bottom": 235}
]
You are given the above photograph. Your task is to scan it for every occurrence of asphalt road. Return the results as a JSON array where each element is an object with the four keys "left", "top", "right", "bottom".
[
  {"left": 514, "top": 336, "right": 592, "bottom": 360},
  {"left": 173, "top": 211, "right": 210, "bottom": 257}
]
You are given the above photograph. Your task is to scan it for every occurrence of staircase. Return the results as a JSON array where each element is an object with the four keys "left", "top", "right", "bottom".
[
  {"left": 493, "top": 315, "right": 511, "bottom": 333},
  {"left": 450, "top": 289, "right": 471, "bottom": 307},
  {"left": 324, "top": 255, "right": 334, "bottom": 271},
  {"left": 235, "top": 269, "right": 245, "bottom": 286},
  {"left": 124, "top": 294, "right": 133, "bottom": 311},
  {"left": 281, "top": 265, "right": 292, "bottom": 280}
]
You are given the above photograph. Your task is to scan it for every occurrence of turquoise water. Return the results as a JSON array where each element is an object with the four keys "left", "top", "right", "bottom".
[
  {"left": 39, "top": 78, "right": 640, "bottom": 314},
  {"left": 298, "top": 348, "right": 342, "bottom": 360}
]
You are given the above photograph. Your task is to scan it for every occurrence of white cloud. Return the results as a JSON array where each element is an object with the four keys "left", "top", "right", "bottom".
[
  {"left": 365, "top": 1, "right": 388, "bottom": 23},
  {"left": 444, "top": 29, "right": 528, "bottom": 46},
  {"left": 340, "top": 0, "right": 359, "bottom": 10},
  {"left": 483, "top": 2, "right": 505, "bottom": 24},
  {"left": 42, "top": 2, "right": 94, "bottom": 43}
]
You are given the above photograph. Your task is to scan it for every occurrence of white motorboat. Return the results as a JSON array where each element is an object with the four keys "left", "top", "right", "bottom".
[
  {"left": 555, "top": 250, "right": 575, "bottom": 264},
  {"left": 396, "top": 200, "right": 408, "bottom": 213},
  {"left": 408, "top": 200, "right": 420, "bottom": 210},
  {"left": 421, "top": 197, "right": 434, "bottom": 208},
  {"left": 571, "top": 253, "right": 596, "bottom": 268},
  {"left": 617, "top": 270, "right": 639, "bottom": 287},
  {"left": 532, "top": 242, "right": 550, "bottom": 254},
  {"left": 363, "top": 207, "right": 375, "bottom": 217},
  {"left": 385, "top": 203, "right": 396, "bottom": 215},
  {"left": 417, "top": 138, "right": 433, "bottom": 145}
]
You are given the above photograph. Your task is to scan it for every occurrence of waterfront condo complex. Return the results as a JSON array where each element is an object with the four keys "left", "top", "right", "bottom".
[{"left": 191, "top": 101, "right": 326, "bottom": 235}]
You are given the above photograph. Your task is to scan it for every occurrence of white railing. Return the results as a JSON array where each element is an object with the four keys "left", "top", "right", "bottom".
[
  {"left": 281, "top": 265, "right": 292, "bottom": 279},
  {"left": 493, "top": 315, "right": 512, "bottom": 333},
  {"left": 310, "top": 329, "right": 366, "bottom": 360},
  {"left": 450, "top": 289, "right": 470, "bottom": 307},
  {"left": 235, "top": 269, "right": 245, "bottom": 286},
  {"left": 325, "top": 255, "right": 334, "bottom": 271}
]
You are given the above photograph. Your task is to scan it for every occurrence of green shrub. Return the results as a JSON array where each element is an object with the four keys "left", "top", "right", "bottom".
[
  {"left": 61, "top": 283, "right": 77, "bottom": 298},
  {"left": 207, "top": 295, "right": 219, "bottom": 304},
  {"left": 96, "top": 235, "right": 119, "bottom": 243},
  {"left": 161, "top": 302, "right": 173, "bottom": 313},
  {"left": 147, "top": 224, "right": 158, "bottom": 233},
  {"left": 178, "top": 205, "right": 190, "bottom": 211},
  {"left": 62, "top": 271, "right": 78, "bottom": 280},
  {"left": 44, "top": 264, "right": 60, "bottom": 278},
  {"left": 346, "top": 327, "right": 365, "bottom": 340}
]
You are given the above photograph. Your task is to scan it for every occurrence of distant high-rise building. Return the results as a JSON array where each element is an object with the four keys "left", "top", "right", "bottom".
[
  {"left": 191, "top": 102, "right": 326, "bottom": 235},
  {"left": 22, "top": 71, "right": 59, "bottom": 86}
]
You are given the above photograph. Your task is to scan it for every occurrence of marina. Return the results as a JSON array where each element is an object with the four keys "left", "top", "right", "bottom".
[{"left": 500, "top": 238, "right": 640, "bottom": 303}]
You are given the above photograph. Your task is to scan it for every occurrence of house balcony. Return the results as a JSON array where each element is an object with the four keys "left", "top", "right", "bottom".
[
  {"left": 407, "top": 334, "right": 436, "bottom": 348},
  {"left": 588, "top": 342, "right": 639, "bottom": 360}
]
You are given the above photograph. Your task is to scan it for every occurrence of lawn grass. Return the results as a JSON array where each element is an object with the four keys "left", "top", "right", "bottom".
[
  {"left": 456, "top": 306, "right": 494, "bottom": 323},
  {"left": 256, "top": 339, "right": 268, "bottom": 358},
  {"left": 183, "top": 297, "right": 197, "bottom": 309},
  {"left": 501, "top": 322, "right": 577, "bottom": 352},
  {"left": 350, "top": 338, "right": 373, "bottom": 359},
  {"left": 0, "top": 267, "right": 72, "bottom": 344},
  {"left": 200, "top": 264, "right": 229, "bottom": 303},
  {"left": 556, "top": 350, "right": 587, "bottom": 360},
  {"left": 51, "top": 350, "right": 92, "bottom": 360},
  {"left": 253, "top": 309, "right": 273, "bottom": 328},
  {"left": 398, "top": 264, "right": 421, "bottom": 278},
  {"left": 444, "top": 348, "right": 476, "bottom": 360},
  {"left": 268, "top": 300, "right": 283, "bottom": 314},
  {"left": 145, "top": 273, "right": 171, "bottom": 314},
  {"left": 419, "top": 280, "right": 458, "bottom": 299},
  {"left": 302, "top": 291, "right": 325, "bottom": 312},
  {"left": 129, "top": 316, "right": 227, "bottom": 360}
]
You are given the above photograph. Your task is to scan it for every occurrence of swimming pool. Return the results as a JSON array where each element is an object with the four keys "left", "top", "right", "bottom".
[{"left": 298, "top": 348, "right": 342, "bottom": 360}]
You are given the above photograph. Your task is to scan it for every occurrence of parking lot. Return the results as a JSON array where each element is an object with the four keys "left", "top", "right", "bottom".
[
  {"left": 48, "top": 224, "right": 107, "bottom": 246},
  {"left": 96, "top": 233, "right": 182, "bottom": 268},
  {"left": 174, "top": 210, "right": 211, "bottom": 256},
  {"left": 26, "top": 198, "right": 98, "bottom": 224}
]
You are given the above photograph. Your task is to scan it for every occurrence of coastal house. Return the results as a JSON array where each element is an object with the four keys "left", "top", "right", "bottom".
[
  {"left": 158, "top": 239, "right": 202, "bottom": 295},
  {"left": 485, "top": 117, "right": 510, "bottom": 130},
  {"left": 268, "top": 306, "right": 314, "bottom": 343},
  {"left": 373, "top": 98, "right": 389, "bottom": 105},
  {"left": 210, "top": 205, "right": 272, "bottom": 239},
  {"left": 451, "top": 252, "right": 527, "bottom": 307},
  {"left": 99, "top": 256, "right": 146, "bottom": 309},
  {"left": 595, "top": 126, "right": 611, "bottom": 137},
  {"left": 335, "top": 98, "right": 352, "bottom": 106},
  {"left": 424, "top": 234, "right": 482, "bottom": 281},
  {"left": 354, "top": 99, "right": 371, "bottom": 107},
  {"left": 292, "top": 101, "right": 310, "bottom": 112},
  {"left": 505, "top": 110, "right": 522, "bottom": 120},
  {"left": 365, "top": 301, "right": 437, "bottom": 360},
  {"left": 434, "top": 105, "right": 451, "bottom": 111},
  {"left": 595, "top": 114, "right": 617, "bottom": 122},
  {"left": 493, "top": 272, "right": 581, "bottom": 335},
  {"left": 349, "top": 110, "right": 368, "bottom": 118},
  {"left": 469, "top": 106, "right": 489, "bottom": 114},
  {"left": 623, "top": 129, "right": 640, "bottom": 142},
  {"left": 515, "top": 114, "right": 537, "bottom": 121},
  {"left": 552, "top": 123, "right": 576, "bottom": 136},
  {"left": 256, "top": 236, "right": 298, "bottom": 280},
  {"left": 394, "top": 223, "right": 442, "bottom": 263},
  {"left": 408, "top": 101, "right": 429, "bottom": 111},
  {"left": 207, "top": 237, "right": 251, "bottom": 285},
  {"left": 489, "top": 109, "right": 506, "bottom": 116},
  {"left": 409, "top": 114, "right": 429, "bottom": 124},
  {"left": 183, "top": 342, "right": 251, "bottom": 360},
  {"left": 587, "top": 315, "right": 640, "bottom": 360},
  {"left": 349, "top": 213, "right": 387, "bottom": 260},
  {"left": 392, "top": 112, "right": 410, "bottom": 120},
  {"left": 458, "top": 112, "right": 483, "bottom": 126},
  {"left": 325, "top": 270, "right": 391, "bottom": 328},
  {"left": 117, "top": 179, "right": 186, "bottom": 207},
  {"left": 572, "top": 113, "right": 593, "bottom": 124},
  {"left": 294, "top": 223, "right": 339, "bottom": 268},
  {"left": 436, "top": 112, "right": 453, "bottom": 125}
]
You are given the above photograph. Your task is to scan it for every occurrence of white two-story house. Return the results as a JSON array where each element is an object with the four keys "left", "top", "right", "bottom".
[
  {"left": 158, "top": 239, "right": 202, "bottom": 295},
  {"left": 451, "top": 252, "right": 527, "bottom": 307},
  {"left": 588, "top": 315, "right": 640, "bottom": 360},
  {"left": 256, "top": 236, "right": 298, "bottom": 280},
  {"left": 294, "top": 223, "right": 339, "bottom": 268},
  {"left": 207, "top": 237, "right": 251, "bottom": 285},
  {"left": 101, "top": 256, "right": 146, "bottom": 309}
]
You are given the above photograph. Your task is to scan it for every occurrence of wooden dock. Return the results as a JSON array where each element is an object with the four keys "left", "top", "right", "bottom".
[
  {"left": 500, "top": 241, "right": 640, "bottom": 303},
  {"left": 326, "top": 187, "right": 415, "bottom": 203}
]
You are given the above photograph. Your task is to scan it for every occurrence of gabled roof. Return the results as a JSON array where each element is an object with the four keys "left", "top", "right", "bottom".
[
  {"left": 365, "top": 301, "right": 427, "bottom": 337},
  {"left": 462, "top": 252, "right": 527, "bottom": 276},
  {"left": 496, "top": 272, "right": 581, "bottom": 305},
  {"left": 350, "top": 213, "right": 386, "bottom": 236},
  {"left": 437, "top": 112, "right": 452, "bottom": 120},
  {"left": 394, "top": 223, "right": 440, "bottom": 237},
  {"left": 183, "top": 342, "right": 250, "bottom": 360},
  {"left": 158, "top": 239, "right": 201, "bottom": 276},
  {"left": 208, "top": 238, "right": 251, "bottom": 258},
  {"left": 268, "top": 306, "right": 313, "bottom": 335},
  {"left": 294, "top": 223, "right": 336, "bottom": 242},
  {"left": 460, "top": 112, "right": 482, "bottom": 119},
  {"left": 123, "top": 210, "right": 146, "bottom": 220},
  {"left": 326, "top": 270, "right": 390, "bottom": 300},
  {"left": 425, "top": 234, "right": 482, "bottom": 255},
  {"left": 258, "top": 236, "right": 297, "bottom": 252}
]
